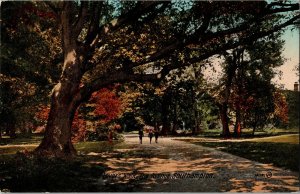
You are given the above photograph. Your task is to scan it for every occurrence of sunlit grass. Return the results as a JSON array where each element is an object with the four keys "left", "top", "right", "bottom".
[
  {"left": 180, "top": 137, "right": 299, "bottom": 172},
  {"left": 248, "top": 134, "right": 299, "bottom": 144},
  {"left": 199, "top": 127, "right": 299, "bottom": 138}
]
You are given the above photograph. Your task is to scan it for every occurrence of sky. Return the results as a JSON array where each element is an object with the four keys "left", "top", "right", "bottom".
[
  {"left": 202, "top": 26, "right": 299, "bottom": 91},
  {"left": 274, "top": 27, "right": 299, "bottom": 90}
]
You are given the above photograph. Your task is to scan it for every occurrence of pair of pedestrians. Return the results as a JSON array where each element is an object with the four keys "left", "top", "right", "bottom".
[{"left": 139, "top": 129, "right": 159, "bottom": 144}]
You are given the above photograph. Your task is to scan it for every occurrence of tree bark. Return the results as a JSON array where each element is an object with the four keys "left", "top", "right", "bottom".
[
  {"left": 161, "top": 93, "right": 170, "bottom": 135},
  {"left": 191, "top": 85, "right": 201, "bottom": 135},
  {"left": 34, "top": 96, "right": 78, "bottom": 157},
  {"left": 234, "top": 105, "right": 241, "bottom": 138},
  {"left": 219, "top": 104, "right": 231, "bottom": 137},
  {"left": 34, "top": 3, "right": 83, "bottom": 157},
  {"left": 34, "top": 54, "right": 83, "bottom": 157},
  {"left": 172, "top": 96, "right": 179, "bottom": 135}
]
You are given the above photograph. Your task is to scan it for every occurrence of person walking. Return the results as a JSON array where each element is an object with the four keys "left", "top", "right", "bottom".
[
  {"left": 154, "top": 129, "right": 159, "bottom": 143},
  {"left": 138, "top": 129, "right": 144, "bottom": 144},
  {"left": 148, "top": 128, "right": 153, "bottom": 144}
]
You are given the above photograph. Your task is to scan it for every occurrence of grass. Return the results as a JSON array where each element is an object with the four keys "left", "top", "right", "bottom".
[
  {"left": 196, "top": 127, "right": 299, "bottom": 138},
  {"left": 0, "top": 154, "right": 106, "bottom": 192},
  {"left": 0, "top": 130, "right": 298, "bottom": 191},
  {"left": 0, "top": 138, "right": 133, "bottom": 192},
  {"left": 248, "top": 134, "right": 299, "bottom": 144},
  {"left": 0, "top": 134, "right": 43, "bottom": 146},
  {"left": 179, "top": 134, "right": 299, "bottom": 172}
]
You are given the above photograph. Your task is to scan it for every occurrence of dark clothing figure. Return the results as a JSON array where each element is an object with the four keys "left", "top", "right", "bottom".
[
  {"left": 154, "top": 130, "right": 159, "bottom": 143},
  {"left": 148, "top": 129, "right": 153, "bottom": 144},
  {"left": 138, "top": 130, "right": 144, "bottom": 144}
]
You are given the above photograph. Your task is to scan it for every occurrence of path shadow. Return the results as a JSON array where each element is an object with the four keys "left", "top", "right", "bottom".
[{"left": 85, "top": 139, "right": 299, "bottom": 192}]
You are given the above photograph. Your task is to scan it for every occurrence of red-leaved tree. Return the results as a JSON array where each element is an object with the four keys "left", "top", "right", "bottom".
[{"left": 90, "top": 88, "right": 122, "bottom": 124}]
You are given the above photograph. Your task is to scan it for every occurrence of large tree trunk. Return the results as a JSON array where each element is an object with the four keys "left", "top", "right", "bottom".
[
  {"left": 35, "top": 97, "right": 78, "bottom": 157},
  {"left": 34, "top": 53, "right": 82, "bottom": 157},
  {"left": 219, "top": 51, "right": 241, "bottom": 138},
  {"left": 35, "top": 3, "right": 84, "bottom": 157}
]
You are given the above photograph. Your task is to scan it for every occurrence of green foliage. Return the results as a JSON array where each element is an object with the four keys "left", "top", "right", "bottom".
[
  {"left": 1, "top": 2, "right": 61, "bottom": 136},
  {"left": 118, "top": 112, "right": 144, "bottom": 132},
  {"left": 284, "top": 90, "right": 300, "bottom": 128},
  {"left": 242, "top": 77, "right": 276, "bottom": 130}
]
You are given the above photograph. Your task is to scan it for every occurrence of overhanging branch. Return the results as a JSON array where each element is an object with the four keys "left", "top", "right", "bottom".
[{"left": 79, "top": 71, "right": 161, "bottom": 101}]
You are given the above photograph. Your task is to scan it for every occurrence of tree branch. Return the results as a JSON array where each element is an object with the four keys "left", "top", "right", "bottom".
[
  {"left": 78, "top": 2, "right": 299, "bottom": 101},
  {"left": 84, "top": 2, "right": 103, "bottom": 47},
  {"left": 44, "top": 1, "right": 60, "bottom": 16},
  {"left": 73, "top": 2, "right": 88, "bottom": 39},
  {"left": 79, "top": 71, "right": 161, "bottom": 101},
  {"left": 160, "top": 15, "right": 300, "bottom": 76},
  {"left": 131, "top": 5, "right": 299, "bottom": 68}
]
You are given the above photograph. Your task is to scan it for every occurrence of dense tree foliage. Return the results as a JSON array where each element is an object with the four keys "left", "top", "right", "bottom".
[
  {"left": 1, "top": 1, "right": 298, "bottom": 157},
  {"left": 1, "top": 2, "right": 61, "bottom": 138},
  {"left": 284, "top": 90, "right": 300, "bottom": 128}
]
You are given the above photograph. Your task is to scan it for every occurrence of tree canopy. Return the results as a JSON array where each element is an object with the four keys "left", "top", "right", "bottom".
[{"left": 1, "top": 0, "right": 299, "bottom": 157}]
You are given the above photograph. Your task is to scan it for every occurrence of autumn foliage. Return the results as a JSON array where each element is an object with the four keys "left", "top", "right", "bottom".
[
  {"left": 35, "top": 87, "right": 122, "bottom": 142},
  {"left": 90, "top": 88, "right": 122, "bottom": 124},
  {"left": 273, "top": 91, "right": 289, "bottom": 124}
]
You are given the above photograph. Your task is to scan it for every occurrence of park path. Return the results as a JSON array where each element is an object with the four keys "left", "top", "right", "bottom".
[{"left": 101, "top": 134, "right": 299, "bottom": 192}]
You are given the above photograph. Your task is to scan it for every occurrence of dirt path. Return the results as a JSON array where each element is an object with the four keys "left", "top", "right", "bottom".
[{"left": 101, "top": 134, "right": 299, "bottom": 192}]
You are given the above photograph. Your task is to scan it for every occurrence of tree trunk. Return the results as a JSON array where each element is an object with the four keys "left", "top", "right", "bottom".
[
  {"left": 192, "top": 109, "right": 201, "bottom": 135},
  {"left": 172, "top": 97, "right": 179, "bottom": 135},
  {"left": 35, "top": 106, "right": 76, "bottom": 157},
  {"left": 8, "top": 122, "right": 16, "bottom": 138},
  {"left": 161, "top": 122, "right": 170, "bottom": 136},
  {"left": 252, "top": 124, "right": 256, "bottom": 136},
  {"left": 234, "top": 99, "right": 242, "bottom": 137},
  {"left": 34, "top": 3, "right": 84, "bottom": 157},
  {"left": 172, "top": 121, "right": 178, "bottom": 135},
  {"left": 161, "top": 94, "right": 170, "bottom": 135},
  {"left": 34, "top": 63, "right": 82, "bottom": 157},
  {"left": 219, "top": 104, "right": 231, "bottom": 138},
  {"left": 252, "top": 113, "right": 258, "bottom": 136}
]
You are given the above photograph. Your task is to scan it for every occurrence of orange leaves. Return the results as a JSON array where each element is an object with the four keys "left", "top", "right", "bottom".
[
  {"left": 90, "top": 88, "right": 122, "bottom": 124},
  {"left": 71, "top": 111, "right": 86, "bottom": 142},
  {"left": 35, "top": 105, "right": 50, "bottom": 122},
  {"left": 273, "top": 91, "right": 289, "bottom": 124}
]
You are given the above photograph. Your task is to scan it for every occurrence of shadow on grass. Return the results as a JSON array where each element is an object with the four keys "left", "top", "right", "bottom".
[
  {"left": 181, "top": 140, "right": 299, "bottom": 172},
  {"left": 0, "top": 154, "right": 106, "bottom": 192},
  {"left": 0, "top": 134, "right": 43, "bottom": 146},
  {"left": 0, "top": 138, "right": 299, "bottom": 192},
  {"left": 0, "top": 140, "right": 147, "bottom": 192}
]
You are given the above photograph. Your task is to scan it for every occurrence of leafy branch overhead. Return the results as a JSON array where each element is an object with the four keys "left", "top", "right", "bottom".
[
  {"left": 44, "top": 1, "right": 299, "bottom": 99},
  {"left": 3, "top": 1, "right": 298, "bottom": 157}
]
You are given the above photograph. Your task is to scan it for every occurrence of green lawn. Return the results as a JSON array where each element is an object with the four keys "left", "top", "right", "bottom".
[
  {"left": 197, "top": 127, "right": 299, "bottom": 138},
  {"left": 248, "top": 134, "right": 299, "bottom": 144},
  {"left": 0, "top": 133, "right": 130, "bottom": 192},
  {"left": 0, "top": 132, "right": 298, "bottom": 192},
  {"left": 0, "top": 139, "right": 128, "bottom": 192},
  {"left": 180, "top": 134, "right": 299, "bottom": 172}
]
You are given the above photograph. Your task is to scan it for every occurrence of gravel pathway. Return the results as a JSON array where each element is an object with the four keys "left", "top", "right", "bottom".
[{"left": 102, "top": 134, "right": 299, "bottom": 192}]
